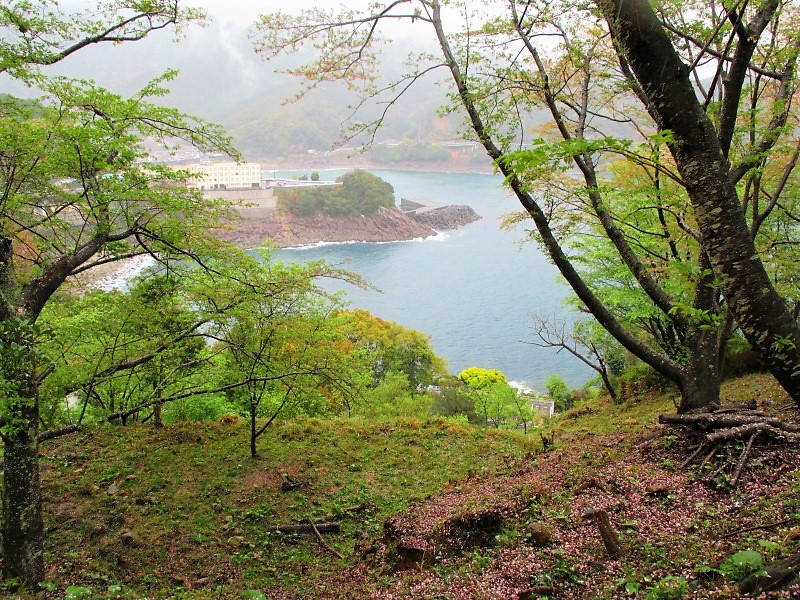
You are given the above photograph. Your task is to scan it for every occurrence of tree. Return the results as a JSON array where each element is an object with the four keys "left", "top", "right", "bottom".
[
  {"left": 456, "top": 367, "right": 532, "bottom": 429},
  {"left": 38, "top": 274, "right": 210, "bottom": 429},
  {"left": 0, "top": 1, "right": 204, "bottom": 78},
  {"left": 528, "top": 314, "right": 620, "bottom": 401},
  {"left": 594, "top": 0, "right": 800, "bottom": 402},
  {"left": 276, "top": 169, "right": 396, "bottom": 218},
  {"left": 458, "top": 367, "right": 507, "bottom": 390},
  {"left": 198, "top": 253, "right": 364, "bottom": 458},
  {"left": 359, "top": 370, "right": 433, "bottom": 419},
  {"left": 339, "top": 308, "right": 446, "bottom": 390},
  {"left": 431, "top": 376, "right": 476, "bottom": 421},
  {"left": 0, "top": 3, "right": 228, "bottom": 584},
  {"left": 253, "top": 1, "right": 800, "bottom": 410},
  {"left": 544, "top": 374, "right": 573, "bottom": 413}
]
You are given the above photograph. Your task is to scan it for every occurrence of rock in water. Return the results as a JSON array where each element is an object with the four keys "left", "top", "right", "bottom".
[{"left": 411, "top": 205, "right": 481, "bottom": 230}]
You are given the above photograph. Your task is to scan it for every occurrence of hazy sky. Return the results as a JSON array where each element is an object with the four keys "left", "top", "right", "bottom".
[
  {"left": 200, "top": 1, "right": 364, "bottom": 26},
  {"left": 199, "top": 0, "right": 429, "bottom": 39}
]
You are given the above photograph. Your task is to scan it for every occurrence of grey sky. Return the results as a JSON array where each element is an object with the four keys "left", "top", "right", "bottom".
[{"left": 200, "top": 1, "right": 390, "bottom": 27}]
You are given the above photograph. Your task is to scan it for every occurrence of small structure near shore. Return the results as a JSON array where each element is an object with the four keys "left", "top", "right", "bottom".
[{"left": 399, "top": 197, "right": 429, "bottom": 216}]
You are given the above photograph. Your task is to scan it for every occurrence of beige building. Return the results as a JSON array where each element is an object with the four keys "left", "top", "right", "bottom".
[{"left": 186, "top": 162, "right": 262, "bottom": 191}]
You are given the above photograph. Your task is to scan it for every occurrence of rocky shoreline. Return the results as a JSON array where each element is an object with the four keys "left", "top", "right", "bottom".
[
  {"left": 411, "top": 205, "right": 481, "bottom": 230},
  {"left": 213, "top": 205, "right": 481, "bottom": 249}
]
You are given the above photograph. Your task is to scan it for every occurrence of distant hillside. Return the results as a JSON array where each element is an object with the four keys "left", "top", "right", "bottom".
[{"left": 219, "top": 77, "right": 463, "bottom": 158}]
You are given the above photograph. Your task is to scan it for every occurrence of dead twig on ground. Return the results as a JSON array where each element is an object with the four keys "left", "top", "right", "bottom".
[
  {"left": 717, "top": 516, "right": 800, "bottom": 541},
  {"left": 308, "top": 517, "right": 344, "bottom": 560},
  {"left": 658, "top": 407, "right": 799, "bottom": 487},
  {"left": 272, "top": 522, "right": 341, "bottom": 534}
]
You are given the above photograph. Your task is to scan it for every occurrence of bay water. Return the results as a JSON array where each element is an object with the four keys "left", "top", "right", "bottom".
[{"left": 273, "top": 169, "right": 593, "bottom": 391}]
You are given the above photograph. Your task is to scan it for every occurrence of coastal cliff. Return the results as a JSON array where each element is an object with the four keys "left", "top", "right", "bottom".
[{"left": 213, "top": 204, "right": 481, "bottom": 249}]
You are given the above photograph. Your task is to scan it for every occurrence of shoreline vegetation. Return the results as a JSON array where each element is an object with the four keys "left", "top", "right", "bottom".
[
  {"left": 78, "top": 167, "right": 482, "bottom": 289},
  {"left": 213, "top": 167, "right": 482, "bottom": 249}
]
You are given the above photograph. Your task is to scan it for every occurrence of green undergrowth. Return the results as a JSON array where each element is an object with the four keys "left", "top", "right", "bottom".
[
  {"left": 9, "top": 372, "right": 796, "bottom": 599},
  {"left": 546, "top": 372, "right": 789, "bottom": 441},
  {"left": 35, "top": 416, "right": 537, "bottom": 598}
]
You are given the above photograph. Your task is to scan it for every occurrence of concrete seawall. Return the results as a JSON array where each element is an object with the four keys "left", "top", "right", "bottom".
[{"left": 202, "top": 188, "right": 277, "bottom": 218}]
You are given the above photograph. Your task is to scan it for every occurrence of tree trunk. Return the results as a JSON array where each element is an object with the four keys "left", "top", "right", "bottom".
[
  {"left": 678, "top": 253, "right": 724, "bottom": 413},
  {"left": 680, "top": 363, "right": 722, "bottom": 413},
  {"left": 0, "top": 240, "right": 45, "bottom": 586},
  {"left": 0, "top": 237, "right": 14, "bottom": 323},
  {"left": 250, "top": 406, "right": 257, "bottom": 458},
  {"left": 593, "top": 357, "right": 618, "bottom": 402},
  {"left": 2, "top": 391, "right": 45, "bottom": 586},
  {"left": 599, "top": 0, "right": 800, "bottom": 404}
]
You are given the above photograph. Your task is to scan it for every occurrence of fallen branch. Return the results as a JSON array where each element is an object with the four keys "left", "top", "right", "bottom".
[
  {"left": 730, "top": 433, "right": 758, "bottom": 487},
  {"left": 271, "top": 522, "right": 341, "bottom": 534},
  {"left": 698, "top": 446, "right": 717, "bottom": 471},
  {"left": 717, "top": 517, "right": 799, "bottom": 541},
  {"left": 679, "top": 443, "right": 706, "bottom": 469},
  {"left": 341, "top": 502, "right": 372, "bottom": 514},
  {"left": 307, "top": 518, "right": 344, "bottom": 560},
  {"left": 634, "top": 431, "right": 663, "bottom": 448},
  {"left": 712, "top": 399, "right": 757, "bottom": 412},
  {"left": 659, "top": 413, "right": 799, "bottom": 433},
  {"left": 739, "top": 551, "right": 800, "bottom": 595},
  {"left": 659, "top": 408, "right": 800, "bottom": 487},
  {"left": 706, "top": 422, "right": 800, "bottom": 443}
]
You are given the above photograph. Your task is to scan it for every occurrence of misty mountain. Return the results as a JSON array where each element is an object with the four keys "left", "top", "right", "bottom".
[{"left": 1, "top": 18, "right": 462, "bottom": 158}]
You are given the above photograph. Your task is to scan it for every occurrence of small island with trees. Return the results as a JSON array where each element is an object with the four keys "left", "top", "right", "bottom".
[{"left": 215, "top": 169, "right": 480, "bottom": 248}]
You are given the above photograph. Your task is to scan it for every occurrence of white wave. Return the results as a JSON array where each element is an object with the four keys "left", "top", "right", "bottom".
[
  {"left": 285, "top": 231, "right": 448, "bottom": 250},
  {"left": 509, "top": 380, "right": 544, "bottom": 396},
  {"left": 94, "top": 255, "right": 156, "bottom": 291}
]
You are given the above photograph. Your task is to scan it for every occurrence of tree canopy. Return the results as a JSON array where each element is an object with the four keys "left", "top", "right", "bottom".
[
  {"left": 276, "top": 169, "right": 395, "bottom": 217},
  {"left": 254, "top": 0, "right": 800, "bottom": 412},
  {"left": 0, "top": 1, "right": 387, "bottom": 587}
]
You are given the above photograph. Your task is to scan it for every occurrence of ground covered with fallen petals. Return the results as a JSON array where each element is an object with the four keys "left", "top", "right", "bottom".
[{"left": 15, "top": 374, "right": 800, "bottom": 599}]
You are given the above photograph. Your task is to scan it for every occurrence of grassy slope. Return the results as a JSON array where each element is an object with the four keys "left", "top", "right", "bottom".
[{"left": 8, "top": 373, "right": 800, "bottom": 599}]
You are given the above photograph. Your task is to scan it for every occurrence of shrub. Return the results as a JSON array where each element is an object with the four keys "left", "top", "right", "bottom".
[
  {"left": 163, "top": 394, "right": 239, "bottom": 423},
  {"left": 431, "top": 377, "right": 476, "bottom": 421}
]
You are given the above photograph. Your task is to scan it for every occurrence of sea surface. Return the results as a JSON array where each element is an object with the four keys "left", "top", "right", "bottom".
[{"left": 272, "top": 169, "right": 594, "bottom": 391}]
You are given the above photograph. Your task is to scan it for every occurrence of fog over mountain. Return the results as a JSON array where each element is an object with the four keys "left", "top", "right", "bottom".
[{"left": 1, "top": 9, "right": 460, "bottom": 158}]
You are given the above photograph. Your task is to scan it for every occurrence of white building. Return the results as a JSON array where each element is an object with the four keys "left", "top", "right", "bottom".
[{"left": 186, "top": 162, "right": 262, "bottom": 191}]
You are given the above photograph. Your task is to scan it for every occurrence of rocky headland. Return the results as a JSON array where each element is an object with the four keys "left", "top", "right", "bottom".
[
  {"left": 411, "top": 204, "right": 481, "bottom": 230},
  {"left": 214, "top": 204, "right": 481, "bottom": 249}
]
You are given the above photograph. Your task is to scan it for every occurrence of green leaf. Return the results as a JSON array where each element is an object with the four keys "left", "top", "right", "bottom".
[
  {"left": 719, "top": 549, "right": 764, "bottom": 580},
  {"left": 64, "top": 586, "right": 93, "bottom": 599},
  {"left": 625, "top": 581, "right": 641, "bottom": 593}
]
